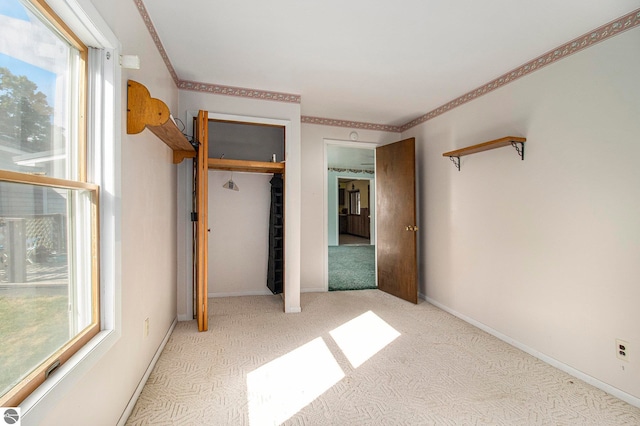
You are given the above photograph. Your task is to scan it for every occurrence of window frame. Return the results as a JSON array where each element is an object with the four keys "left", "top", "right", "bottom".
[
  {"left": 0, "top": 0, "right": 97, "bottom": 407},
  {"left": 0, "top": 178, "right": 100, "bottom": 407},
  {"left": 18, "top": 0, "right": 89, "bottom": 181},
  {"left": 0, "top": 0, "right": 121, "bottom": 417}
]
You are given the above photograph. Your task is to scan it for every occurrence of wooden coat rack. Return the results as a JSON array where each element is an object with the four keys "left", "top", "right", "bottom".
[{"left": 126, "top": 80, "right": 196, "bottom": 164}]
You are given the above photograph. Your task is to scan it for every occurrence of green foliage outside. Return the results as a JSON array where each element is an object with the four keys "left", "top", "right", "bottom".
[
  {"left": 0, "top": 294, "right": 69, "bottom": 397},
  {"left": 0, "top": 66, "right": 53, "bottom": 153}
]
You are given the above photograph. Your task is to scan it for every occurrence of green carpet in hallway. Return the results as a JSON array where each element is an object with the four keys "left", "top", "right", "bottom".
[{"left": 328, "top": 245, "right": 376, "bottom": 291}]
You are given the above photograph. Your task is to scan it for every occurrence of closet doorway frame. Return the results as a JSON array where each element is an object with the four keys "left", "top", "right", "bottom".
[{"left": 190, "top": 110, "right": 293, "bottom": 328}]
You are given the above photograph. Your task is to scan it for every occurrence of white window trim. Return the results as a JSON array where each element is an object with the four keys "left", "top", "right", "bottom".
[{"left": 18, "top": 0, "right": 122, "bottom": 422}]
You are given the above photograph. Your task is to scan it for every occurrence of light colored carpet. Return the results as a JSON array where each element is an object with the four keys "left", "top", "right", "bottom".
[
  {"left": 328, "top": 246, "right": 376, "bottom": 291},
  {"left": 127, "top": 290, "right": 640, "bottom": 425}
]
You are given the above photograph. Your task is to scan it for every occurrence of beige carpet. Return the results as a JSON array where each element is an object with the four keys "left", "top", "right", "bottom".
[{"left": 127, "top": 290, "right": 640, "bottom": 425}]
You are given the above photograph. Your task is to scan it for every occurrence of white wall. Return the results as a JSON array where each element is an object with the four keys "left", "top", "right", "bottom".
[
  {"left": 208, "top": 170, "right": 273, "bottom": 297},
  {"left": 403, "top": 27, "right": 640, "bottom": 402},
  {"left": 38, "top": 0, "right": 180, "bottom": 424},
  {"left": 177, "top": 92, "right": 301, "bottom": 313},
  {"left": 300, "top": 124, "right": 399, "bottom": 292}
]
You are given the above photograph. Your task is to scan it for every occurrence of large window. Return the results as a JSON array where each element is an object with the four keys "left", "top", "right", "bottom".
[{"left": 0, "top": 0, "right": 99, "bottom": 406}]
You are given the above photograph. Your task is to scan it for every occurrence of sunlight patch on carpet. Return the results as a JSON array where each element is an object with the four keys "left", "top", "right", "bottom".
[
  {"left": 247, "top": 337, "right": 344, "bottom": 426},
  {"left": 329, "top": 311, "right": 401, "bottom": 368}
]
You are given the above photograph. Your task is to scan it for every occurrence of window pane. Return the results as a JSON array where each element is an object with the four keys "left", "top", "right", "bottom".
[
  {"left": 350, "top": 191, "right": 361, "bottom": 215},
  {"left": 0, "top": 0, "right": 79, "bottom": 180},
  {"left": 0, "top": 180, "right": 95, "bottom": 397}
]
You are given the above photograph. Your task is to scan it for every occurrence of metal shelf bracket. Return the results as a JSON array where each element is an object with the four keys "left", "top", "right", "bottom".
[
  {"left": 449, "top": 156, "right": 461, "bottom": 171},
  {"left": 511, "top": 141, "right": 525, "bottom": 160}
]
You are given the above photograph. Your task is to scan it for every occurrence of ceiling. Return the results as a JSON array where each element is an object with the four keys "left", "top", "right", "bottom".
[{"left": 144, "top": 1, "right": 639, "bottom": 127}]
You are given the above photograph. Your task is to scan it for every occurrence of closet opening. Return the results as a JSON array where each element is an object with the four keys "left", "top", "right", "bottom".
[
  {"left": 191, "top": 111, "right": 295, "bottom": 331},
  {"left": 204, "top": 119, "right": 286, "bottom": 300}
]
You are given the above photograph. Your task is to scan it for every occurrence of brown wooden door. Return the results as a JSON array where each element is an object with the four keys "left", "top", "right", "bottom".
[
  {"left": 195, "top": 110, "right": 209, "bottom": 331},
  {"left": 376, "top": 138, "right": 418, "bottom": 303}
]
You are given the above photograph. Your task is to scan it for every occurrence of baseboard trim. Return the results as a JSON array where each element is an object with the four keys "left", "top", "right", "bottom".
[
  {"left": 117, "top": 317, "right": 177, "bottom": 425},
  {"left": 209, "top": 290, "right": 273, "bottom": 298},
  {"left": 208, "top": 288, "right": 326, "bottom": 298},
  {"left": 425, "top": 296, "right": 640, "bottom": 409},
  {"left": 177, "top": 314, "right": 192, "bottom": 322}
]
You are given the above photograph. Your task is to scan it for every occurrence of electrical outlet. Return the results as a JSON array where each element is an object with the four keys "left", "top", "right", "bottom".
[
  {"left": 616, "top": 339, "right": 629, "bottom": 361},
  {"left": 144, "top": 318, "right": 150, "bottom": 338}
]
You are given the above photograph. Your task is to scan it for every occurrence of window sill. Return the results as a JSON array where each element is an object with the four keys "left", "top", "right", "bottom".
[{"left": 21, "top": 328, "right": 120, "bottom": 424}]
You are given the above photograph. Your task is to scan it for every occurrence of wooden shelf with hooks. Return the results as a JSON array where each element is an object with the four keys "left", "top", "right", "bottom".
[
  {"left": 127, "top": 80, "right": 195, "bottom": 164},
  {"left": 443, "top": 136, "right": 526, "bottom": 171}
]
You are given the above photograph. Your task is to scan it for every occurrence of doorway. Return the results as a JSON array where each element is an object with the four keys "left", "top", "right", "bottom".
[
  {"left": 325, "top": 142, "right": 377, "bottom": 292},
  {"left": 206, "top": 119, "right": 284, "bottom": 298},
  {"left": 190, "top": 110, "right": 297, "bottom": 331},
  {"left": 323, "top": 137, "right": 418, "bottom": 302}
]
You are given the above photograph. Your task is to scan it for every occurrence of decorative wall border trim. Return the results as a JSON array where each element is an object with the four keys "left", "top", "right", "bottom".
[
  {"left": 133, "top": 0, "right": 180, "bottom": 85},
  {"left": 328, "top": 167, "right": 374, "bottom": 174},
  {"left": 302, "top": 116, "right": 401, "bottom": 133},
  {"left": 136, "top": 1, "right": 639, "bottom": 130},
  {"left": 178, "top": 80, "right": 301, "bottom": 104},
  {"left": 398, "top": 8, "right": 640, "bottom": 132}
]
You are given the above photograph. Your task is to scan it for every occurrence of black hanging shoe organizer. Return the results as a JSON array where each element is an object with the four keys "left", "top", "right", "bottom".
[{"left": 267, "top": 174, "right": 284, "bottom": 294}]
